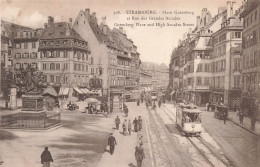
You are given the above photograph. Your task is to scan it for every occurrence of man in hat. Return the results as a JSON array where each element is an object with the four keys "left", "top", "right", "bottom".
[
  {"left": 107, "top": 133, "right": 117, "bottom": 155},
  {"left": 138, "top": 116, "right": 143, "bottom": 131},
  {"left": 41, "top": 146, "right": 53, "bottom": 167},
  {"left": 115, "top": 116, "right": 121, "bottom": 130},
  {"left": 135, "top": 143, "right": 145, "bottom": 167}
]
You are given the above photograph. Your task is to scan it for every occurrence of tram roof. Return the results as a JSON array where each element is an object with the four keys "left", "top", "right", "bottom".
[{"left": 182, "top": 108, "right": 202, "bottom": 113}]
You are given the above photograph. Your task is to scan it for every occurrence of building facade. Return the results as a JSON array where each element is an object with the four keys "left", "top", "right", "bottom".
[
  {"left": 240, "top": 0, "right": 260, "bottom": 116},
  {"left": 38, "top": 16, "right": 91, "bottom": 96},
  {"left": 211, "top": 5, "right": 243, "bottom": 109},
  {"left": 170, "top": 4, "right": 244, "bottom": 107}
]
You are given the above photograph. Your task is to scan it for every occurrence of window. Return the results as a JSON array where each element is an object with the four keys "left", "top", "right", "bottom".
[
  {"left": 50, "top": 75, "right": 54, "bottom": 83},
  {"left": 234, "top": 76, "right": 240, "bottom": 88},
  {"left": 32, "top": 42, "right": 36, "bottom": 48},
  {"left": 15, "top": 53, "right": 21, "bottom": 59},
  {"left": 205, "top": 78, "right": 210, "bottom": 85},
  {"left": 50, "top": 63, "right": 55, "bottom": 70},
  {"left": 235, "top": 32, "right": 241, "bottom": 39},
  {"left": 56, "top": 63, "right": 60, "bottom": 70},
  {"left": 74, "top": 63, "right": 77, "bottom": 71},
  {"left": 24, "top": 42, "right": 28, "bottom": 49},
  {"left": 196, "top": 77, "right": 202, "bottom": 85},
  {"left": 43, "top": 63, "right": 47, "bottom": 70},
  {"left": 30, "top": 52, "right": 37, "bottom": 59},
  {"left": 56, "top": 76, "right": 60, "bottom": 83},
  {"left": 64, "top": 51, "right": 68, "bottom": 58},
  {"left": 91, "top": 68, "right": 94, "bottom": 74},
  {"left": 15, "top": 43, "right": 21, "bottom": 49},
  {"left": 91, "top": 57, "right": 94, "bottom": 64},
  {"left": 23, "top": 53, "right": 29, "bottom": 59}
]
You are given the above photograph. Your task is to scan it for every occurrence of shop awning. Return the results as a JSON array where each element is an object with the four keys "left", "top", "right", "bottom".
[
  {"left": 83, "top": 88, "right": 90, "bottom": 93},
  {"left": 59, "top": 87, "right": 69, "bottom": 96},
  {"left": 42, "top": 86, "right": 58, "bottom": 97},
  {"left": 73, "top": 87, "right": 84, "bottom": 94}
]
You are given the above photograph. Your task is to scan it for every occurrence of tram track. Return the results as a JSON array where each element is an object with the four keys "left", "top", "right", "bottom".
[
  {"left": 147, "top": 107, "right": 193, "bottom": 167},
  {"left": 159, "top": 104, "right": 232, "bottom": 167}
]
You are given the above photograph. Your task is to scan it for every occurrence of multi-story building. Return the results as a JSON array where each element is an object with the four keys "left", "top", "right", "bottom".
[
  {"left": 240, "top": 0, "right": 260, "bottom": 116},
  {"left": 140, "top": 70, "right": 152, "bottom": 89},
  {"left": 170, "top": 6, "right": 241, "bottom": 106},
  {"left": 73, "top": 9, "right": 140, "bottom": 112},
  {"left": 38, "top": 16, "right": 91, "bottom": 96},
  {"left": 1, "top": 21, "right": 12, "bottom": 69},
  {"left": 141, "top": 62, "right": 169, "bottom": 91},
  {"left": 12, "top": 26, "right": 42, "bottom": 70},
  {"left": 211, "top": 4, "right": 243, "bottom": 109}
]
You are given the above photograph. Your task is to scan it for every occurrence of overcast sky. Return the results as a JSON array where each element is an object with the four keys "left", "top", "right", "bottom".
[{"left": 1, "top": 0, "right": 243, "bottom": 65}]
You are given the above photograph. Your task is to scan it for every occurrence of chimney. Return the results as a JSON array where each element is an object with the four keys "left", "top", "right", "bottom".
[
  {"left": 101, "top": 16, "right": 106, "bottom": 25},
  {"left": 230, "top": 1, "right": 236, "bottom": 17},
  {"left": 119, "top": 27, "right": 123, "bottom": 33},
  {"left": 48, "top": 16, "right": 54, "bottom": 25},
  {"left": 226, "top": 1, "right": 231, "bottom": 18},
  {"left": 69, "top": 18, "right": 72, "bottom": 27},
  {"left": 85, "top": 8, "right": 90, "bottom": 16}
]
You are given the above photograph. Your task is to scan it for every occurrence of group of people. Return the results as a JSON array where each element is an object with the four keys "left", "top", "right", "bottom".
[
  {"left": 107, "top": 133, "right": 145, "bottom": 167},
  {"left": 114, "top": 115, "right": 143, "bottom": 135},
  {"left": 111, "top": 114, "right": 145, "bottom": 167},
  {"left": 86, "top": 102, "right": 108, "bottom": 115}
]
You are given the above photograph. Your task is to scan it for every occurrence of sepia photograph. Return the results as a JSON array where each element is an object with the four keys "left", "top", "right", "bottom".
[{"left": 0, "top": 0, "right": 259, "bottom": 166}]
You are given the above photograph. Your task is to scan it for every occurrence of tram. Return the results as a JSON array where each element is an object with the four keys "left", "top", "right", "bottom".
[
  {"left": 176, "top": 103, "right": 202, "bottom": 136},
  {"left": 151, "top": 91, "right": 158, "bottom": 101}
]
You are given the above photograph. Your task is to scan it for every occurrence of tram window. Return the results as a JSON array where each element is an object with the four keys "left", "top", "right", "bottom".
[
  {"left": 183, "top": 113, "right": 191, "bottom": 122},
  {"left": 190, "top": 113, "right": 201, "bottom": 122}
]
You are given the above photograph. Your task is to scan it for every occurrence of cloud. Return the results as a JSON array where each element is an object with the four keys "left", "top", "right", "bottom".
[
  {"left": 19, "top": 11, "right": 46, "bottom": 28},
  {"left": 1, "top": 5, "right": 21, "bottom": 22}
]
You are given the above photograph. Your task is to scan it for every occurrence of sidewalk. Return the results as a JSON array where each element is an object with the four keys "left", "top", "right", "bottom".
[
  {"left": 228, "top": 112, "right": 260, "bottom": 136},
  {"left": 97, "top": 102, "right": 153, "bottom": 167}
]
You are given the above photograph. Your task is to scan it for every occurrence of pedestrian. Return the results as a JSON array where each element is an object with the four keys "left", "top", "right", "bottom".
[
  {"left": 135, "top": 143, "right": 145, "bottom": 167},
  {"left": 137, "top": 99, "right": 140, "bottom": 106},
  {"left": 138, "top": 116, "right": 143, "bottom": 131},
  {"left": 107, "top": 133, "right": 117, "bottom": 155},
  {"left": 128, "top": 119, "right": 132, "bottom": 135},
  {"left": 41, "top": 147, "right": 53, "bottom": 167},
  {"left": 237, "top": 108, "right": 244, "bottom": 125},
  {"left": 133, "top": 118, "right": 139, "bottom": 132},
  {"left": 158, "top": 99, "right": 161, "bottom": 108},
  {"left": 122, "top": 119, "right": 127, "bottom": 135},
  {"left": 251, "top": 114, "right": 256, "bottom": 131},
  {"left": 223, "top": 108, "right": 228, "bottom": 124},
  {"left": 125, "top": 106, "right": 129, "bottom": 117},
  {"left": 115, "top": 116, "right": 121, "bottom": 130}
]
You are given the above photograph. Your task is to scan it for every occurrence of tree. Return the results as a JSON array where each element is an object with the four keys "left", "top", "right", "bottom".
[
  {"left": 1, "top": 66, "right": 13, "bottom": 107},
  {"left": 1, "top": 65, "right": 47, "bottom": 108},
  {"left": 89, "top": 75, "right": 102, "bottom": 90}
]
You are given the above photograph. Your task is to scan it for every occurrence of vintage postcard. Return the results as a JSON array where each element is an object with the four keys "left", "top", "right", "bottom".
[{"left": 0, "top": 0, "right": 259, "bottom": 167}]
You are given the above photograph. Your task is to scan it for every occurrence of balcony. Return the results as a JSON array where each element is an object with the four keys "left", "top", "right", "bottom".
[{"left": 194, "top": 85, "right": 210, "bottom": 90}]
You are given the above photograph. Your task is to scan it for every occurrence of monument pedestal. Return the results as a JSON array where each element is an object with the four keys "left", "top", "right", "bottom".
[{"left": 22, "top": 94, "right": 44, "bottom": 111}]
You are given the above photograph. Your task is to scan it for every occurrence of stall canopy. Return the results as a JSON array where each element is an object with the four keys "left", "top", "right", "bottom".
[
  {"left": 42, "top": 86, "right": 58, "bottom": 97},
  {"left": 59, "top": 87, "right": 69, "bottom": 96},
  {"left": 80, "top": 88, "right": 88, "bottom": 94},
  {"left": 73, "top": 87, "right": 84, "bottom": 94}
]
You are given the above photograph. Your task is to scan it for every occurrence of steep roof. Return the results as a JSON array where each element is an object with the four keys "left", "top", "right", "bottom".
[
  {"left": 1, "top": 20, "right": 37, "bottom": 40},
  {"left": 41, "top": 22, "right": 85, "bottom": 41}
]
